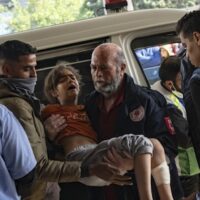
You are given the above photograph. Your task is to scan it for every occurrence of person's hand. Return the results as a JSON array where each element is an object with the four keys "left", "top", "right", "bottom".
[
  {"left": 89, "top": 162, "right": 132, "bottom": 186},
  {"left": 43, "top": 114, "right": 67, "bottom": 141},
  {"left": 103, "top": 147, "right": 134, "bottom": 172}
]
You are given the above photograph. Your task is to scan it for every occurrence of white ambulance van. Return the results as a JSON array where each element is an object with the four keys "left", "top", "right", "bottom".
[{"left": 0, "top": 8, "right": 187, "bottom": 102}]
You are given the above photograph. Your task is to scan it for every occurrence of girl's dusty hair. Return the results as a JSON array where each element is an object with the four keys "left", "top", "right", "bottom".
[{"left": 44, "top": 64, "right": 81, "bottom": 104}]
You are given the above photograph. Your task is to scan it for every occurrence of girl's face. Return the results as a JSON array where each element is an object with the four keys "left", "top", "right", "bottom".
[{"left": 53, "top": 69, "right": 80, "bottom": 105}]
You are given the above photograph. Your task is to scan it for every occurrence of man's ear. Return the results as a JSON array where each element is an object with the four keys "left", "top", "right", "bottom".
[
  {"left": 193, "top": 32, "right": 200, "bottom": 45},
  {"left": 119, "top": 63, "right": 126, "bottom": 78},
  {"left": 163, "top": 80, "right": 174, "bottom": 92},
  {"left": 2, "top": 63, "right": 11, "bottom": 76},
  {"left": 120, "top": 63, "right": 126, "bottom": 73}
]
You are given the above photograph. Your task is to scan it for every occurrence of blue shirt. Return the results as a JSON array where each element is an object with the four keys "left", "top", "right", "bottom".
[{"left": 0, "top": 105, "right": 36, "bottom": 200}]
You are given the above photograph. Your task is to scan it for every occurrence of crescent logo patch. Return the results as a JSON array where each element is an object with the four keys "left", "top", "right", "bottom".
[{"left": 129, "top": 106, "right": 145, "bottom": 122}]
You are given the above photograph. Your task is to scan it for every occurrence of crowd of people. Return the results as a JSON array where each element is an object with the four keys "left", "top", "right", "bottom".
[{"left": 1, "top": 9, "right": 200, "bottom": 200}]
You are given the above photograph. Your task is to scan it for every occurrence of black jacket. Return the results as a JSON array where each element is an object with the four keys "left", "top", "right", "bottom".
[
  {"left": 85, "top": 74, "right": 177, "bottom": 157},
  {"left": 189, "top": 68, "right": 200, "bottom": 166},
  {"left": 181, "top": 57, "right": 200, "bottom": 167},
  {"left": 84, "top": 74, "right": 180, "bottom": 200}
]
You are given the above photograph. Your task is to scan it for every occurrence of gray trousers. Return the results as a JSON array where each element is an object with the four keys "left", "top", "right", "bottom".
[{"left": 66, "top": 134, "right": 153, "bottom": 186}]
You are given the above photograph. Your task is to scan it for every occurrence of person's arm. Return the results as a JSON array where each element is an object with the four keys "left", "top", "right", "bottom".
[
  {"left": 15, "top": 168, "right": 36, "bottom": 197},
  {"left": 43, "top": 110, "right": 132, "bottom": 185},
  {"left": 140, "top": 92, "right": 177, "bottom": 156},
  {"left": 190, "top": 74, "right": 200, "bottom": 126},
  {"left": 3, "top": 98, "right": 82, "bottom": 182},
  {"left": 43, "top": 113, "right": 67, "bottom": 141},
  {"left": 3, "top": 98, "right": 131, "bottom": 185},
  {"left": 167, "top": 106, "right": 190, "bottom": 148},
  {"left": 1, "top": 105, "right": 36, "bottom": 196},
  {"left": 83, "top": 162, "right": 132, "bottom": 185}
]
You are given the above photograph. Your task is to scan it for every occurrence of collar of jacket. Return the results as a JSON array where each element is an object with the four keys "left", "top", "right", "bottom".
[{"left": 0, "top": 80, "right": 41, "bottom": 117}]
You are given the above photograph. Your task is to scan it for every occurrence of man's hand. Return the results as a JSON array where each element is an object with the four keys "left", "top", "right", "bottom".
[
  {"left": 43, "top": 114, "right": 67, "bottom": 141},
  {"left": 103, "top": 147, "right": 134, "bottom": 172},
  {"left": 89, "top": 162, "right": 132, "bottom": 186}
]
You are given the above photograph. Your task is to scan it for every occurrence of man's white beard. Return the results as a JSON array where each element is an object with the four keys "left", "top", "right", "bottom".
[{"left": 94, "top": 72, "right": 121, "bottom": 98}]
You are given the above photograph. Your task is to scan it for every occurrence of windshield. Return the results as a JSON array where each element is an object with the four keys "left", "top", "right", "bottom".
[{"left": 0, "top": 0, "right": 199, "bottom": 36}]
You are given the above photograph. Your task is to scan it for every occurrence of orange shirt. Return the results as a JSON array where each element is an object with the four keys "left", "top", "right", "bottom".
[{"left": 42, "top": 104, "right": 97, "bottom": 144}]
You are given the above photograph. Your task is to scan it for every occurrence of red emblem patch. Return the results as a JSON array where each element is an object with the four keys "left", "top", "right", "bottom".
[
  {"left": 164, "top": 117, "right": 175, "bottom": 135},
  {"left": 129, "top": 106, "right": 145, "bottom": 122}
]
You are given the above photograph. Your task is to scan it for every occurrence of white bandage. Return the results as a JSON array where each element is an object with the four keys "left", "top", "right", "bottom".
[{"left": 151, "top": 161, "right": 170, "bottom": 186}]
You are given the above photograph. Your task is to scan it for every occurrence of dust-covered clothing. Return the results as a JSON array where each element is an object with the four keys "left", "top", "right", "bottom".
[
  {"left": 42, "top": 104, "right": 153, "bottom": 186},
  {"left": 42, "top": 104, "right": 97, "bottom": 144},
  {"left": 85, "top": 74, "right": 181, "bottom": 200},
  {"left": 66, "top": 134, "right": 153, "bottom": 186}
]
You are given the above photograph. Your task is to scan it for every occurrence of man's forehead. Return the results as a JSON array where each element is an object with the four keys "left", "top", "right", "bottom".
[
  {"left": 90, "top": 63, "right": 107, "bottom": 68},
  {"left": 18, "top": 54, "right": 36, "bottom": 61},
  {"left": 91, "top": 54, "right": 115, "bottom": 65},
  {"left": 90, "top": 58, "right": 114, "bottom": 67},
  {"left": 94, "top": 46, "right": 114, "bottom": 58},
  {"left": 91, "top": 56, "right": 107, "bottom": 65},
  {"left": 180, "top": 31, "right": 195, "bottom": 42}
]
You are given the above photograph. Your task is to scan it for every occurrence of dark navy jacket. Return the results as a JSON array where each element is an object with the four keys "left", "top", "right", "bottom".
[
  {"left": 188, "top": 68, "right": 200, "bottom": 166},
  {"left": 181, "top": 56, "right": 200, "bottom": 167},
  {"left": 85, "top": 74, "right": 176, "bottom": 157},
  {"left": 84, "top": 74, "right": 180, "bottom": 200}
]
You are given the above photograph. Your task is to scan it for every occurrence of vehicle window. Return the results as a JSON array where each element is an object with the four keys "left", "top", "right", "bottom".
[
  {"left": 131, "top": 33, "right": 182, "bottom": 85},
  {"left": 0, "top": 0, "right": 199, "bottom": 36}
]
